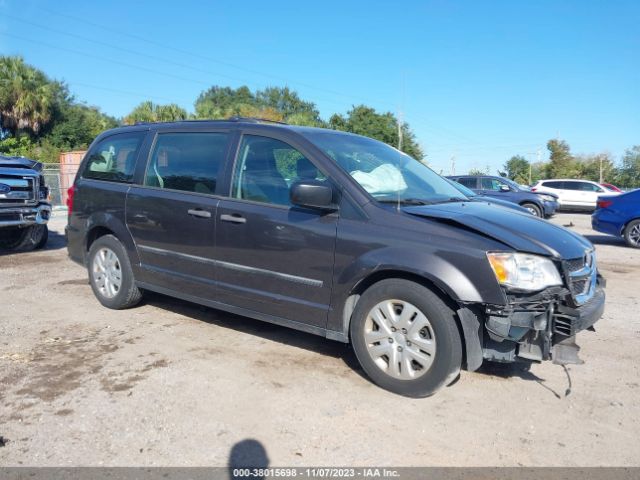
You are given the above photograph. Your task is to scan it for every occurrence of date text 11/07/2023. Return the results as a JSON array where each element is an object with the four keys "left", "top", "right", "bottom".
[{"left": 231, "top": 468, "right": 400, "bottom": 478}]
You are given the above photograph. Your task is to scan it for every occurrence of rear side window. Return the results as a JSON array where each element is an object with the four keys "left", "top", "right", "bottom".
[
  {"left": 480, "top": 177, "right": 506, "bottom": 191},
  {"left": 457, "top": 177, "right": 477, "bottom": 188},
  {"left": 577, "top": 182, "right": 602, "bottom": 192},
  {"left": 144, "top": 132, "right": 228, "bottom": 194},
  {"left": 83, "top": 132, "right": 145, "bottom": 182},
  {"left": 542, "top": 181, "right": 563, "bottom": 189},
  {"left": 563, "top": 182, "right": 581, "bottom": 190}
]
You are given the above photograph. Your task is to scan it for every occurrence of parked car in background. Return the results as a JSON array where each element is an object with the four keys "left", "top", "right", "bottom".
[
  {"left": 532, "top": 179, "right": 620, "bottom": 211},
  {"left": 0, "top": 156, "right": 51, "bottom": 251},
  {"left": 601, "top": 183, "right": 623, "bottom": 193},
  {"left": 445, "top": 178, "right": 532, "bottom": 215},
  {"left": 447, "top": 175, "right": 558, "bottom": 217},
  {"left": 66, "top": 118, "right": 605, "bottom": 397},
  {"left": 592, "top": 189, "right": 640, "bottom": 248}
]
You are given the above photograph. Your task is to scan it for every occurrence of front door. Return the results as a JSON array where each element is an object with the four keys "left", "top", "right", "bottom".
[
  {"left": 127, "top": 131, "right": 230, "bottom": 298},
  {"left": 215, "top": 133, "right": 338, "bottom": 329}
]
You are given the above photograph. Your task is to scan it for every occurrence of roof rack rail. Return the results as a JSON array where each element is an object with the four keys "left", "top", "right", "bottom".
[{"left": 227, "top": 116, "right": 288, "bottom": 125}]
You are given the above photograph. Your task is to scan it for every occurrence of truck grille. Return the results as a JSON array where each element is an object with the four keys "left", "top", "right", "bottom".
[
  {"left": 0, "top": 175, "right": 36, "bottom": 205},
  {"left": 563, "top": 251, "right": 597, "bottom": 306}
]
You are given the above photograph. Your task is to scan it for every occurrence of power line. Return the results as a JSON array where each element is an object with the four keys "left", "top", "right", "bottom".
[{"left": 23, "top": 6, "right": 485, "bottom": 145}]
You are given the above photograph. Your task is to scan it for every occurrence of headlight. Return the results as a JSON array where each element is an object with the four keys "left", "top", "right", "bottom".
[
  {"left": 487, "top": 252, "right": 562, "bottom": 292},
  {"left": 539, "top": 194, "right": 556, "bottom": 202}
]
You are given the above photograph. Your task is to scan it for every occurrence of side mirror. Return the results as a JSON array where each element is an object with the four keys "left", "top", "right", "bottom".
[
  {"left": 499, "top": 185, "right": 511, "bottom": 192},
  {"left": 290, "top": 180, "right": 337, "bottom": 211}
]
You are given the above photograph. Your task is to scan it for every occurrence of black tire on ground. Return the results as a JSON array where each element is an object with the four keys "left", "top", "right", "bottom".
[
  {"left": 87, "top": 234, "right": 143, "bottom": 309},
  {"left": 35, "top": 225, "right": 48, "bottom": 250},
  {"left": 350, "top": 279, "right": 463, "bottom": 398},
  {"left": 623, "top": 219, "right": 640, "bottom": 249},
  {"left": 521, "top": 202, "right": 542, "bottom": 217},
  {"left": 0, "top": 225, "right": 47, "bottom": 252}
]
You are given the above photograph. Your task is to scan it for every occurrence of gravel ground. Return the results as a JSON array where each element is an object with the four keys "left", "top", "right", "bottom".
[{"left": 0, "top": 212, "right": 638, "bottom": 467}]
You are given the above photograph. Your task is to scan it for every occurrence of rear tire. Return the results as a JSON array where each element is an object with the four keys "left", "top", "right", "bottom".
[
  {"left": 88, "top": 234, "right": 142, "bottom": 309},
  {"left": 521, "top": 202, "right": 542, "bottom": 217},
  {"left": 624, "top": 219, "right": 640, "bottom": 248},
  {"left": 350, "top": 279, "right": 462, "bottom": 397}
]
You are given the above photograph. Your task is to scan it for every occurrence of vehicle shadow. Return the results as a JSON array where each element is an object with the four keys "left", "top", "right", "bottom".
[
  {"left": 42, "top": 227, "right": 67, "bottom": 251},
  {"left": 583, "top": 234, "right": 626, "bottom": 247},
  {"left": 142, "top": 291, "right": 367, "bottom": 380},
  {"left": 474, "top": 361, "right": 570, "bottom": 399}
]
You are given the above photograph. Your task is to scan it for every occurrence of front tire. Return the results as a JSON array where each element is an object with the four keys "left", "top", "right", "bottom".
[
  {"left": 521, "top": 202, "right": 542, "bottom": 217},
  {"left": 0, "top": 225, "right": 47, "bottom": 252},
  {"left": 350, "top": 279, "right": 462, "bottom": 397},
  {"left": 88, "top": 234, "right": 142, "bottom": 309},
  {"left": 624, "top": 219, "right": 640, "bottom": 248}
]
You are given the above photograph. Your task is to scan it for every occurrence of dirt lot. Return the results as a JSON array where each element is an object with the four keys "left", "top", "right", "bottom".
[{"left": 1, "top": 212, "right": 639, "bottom": 467}]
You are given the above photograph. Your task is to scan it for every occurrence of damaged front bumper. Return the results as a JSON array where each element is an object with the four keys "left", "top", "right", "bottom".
[
  {"left": 459, "top": 276, "right": 605, "bottom": 370},
  {"left": 0, "top": 203, "right": 51, "bottom": 228}
]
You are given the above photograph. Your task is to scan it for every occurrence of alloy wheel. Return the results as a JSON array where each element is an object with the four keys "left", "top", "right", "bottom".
[
  {"left": 91, "top": 247, "right": 123, "bottom": 298},
  {"left": 364, "top": 299, "right": 437, "bottom": 380}
]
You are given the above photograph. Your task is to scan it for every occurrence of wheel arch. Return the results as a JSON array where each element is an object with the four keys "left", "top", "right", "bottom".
[
  {"left": 83, "top": 213, "right": 140, "bottom": 266},
  {"left": 341, "top": 271, "right": 480, "bottom": 373}
]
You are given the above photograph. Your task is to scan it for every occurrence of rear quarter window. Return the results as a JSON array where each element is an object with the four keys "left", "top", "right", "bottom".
[
  {"left": 83, "top": 132, "right": 145, "bottom": 183},
  {"left": 542, "top": 181, "right": 564, "bottom": 189}
]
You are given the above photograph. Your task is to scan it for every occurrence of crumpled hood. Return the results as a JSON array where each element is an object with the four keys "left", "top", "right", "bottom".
[{"left": 404, "top": 201, "right": 592, "bottom": 259}]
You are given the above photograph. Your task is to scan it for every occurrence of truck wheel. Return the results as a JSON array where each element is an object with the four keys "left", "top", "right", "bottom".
[
  {"left": 88, "top": 234, "right": 142, "bottom": 309},
  {"left": 521, "top": 202, "right": 542, "bottom": 217},
  {"left": 35, "top": 225, "right": 49, "bottom": 250},
  {"left": 0, "top": 227, "right": 27, "bottom": 250},
  {"left": 624, "top": 219, "right": 640, "bottom": 248},
  {"left": 350, "top": 279, "right": 462, "bottom": 397},
  {"left": 0, "top": 225, "right": 47, "bottom": 252}
]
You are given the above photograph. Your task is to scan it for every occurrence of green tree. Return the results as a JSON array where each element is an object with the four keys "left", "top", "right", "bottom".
[
  {"left": 573, "top": 153, "right": 616, "bottom": 183},
  {"left": 194, "top": 86, "right": 257, "bottom": 119},
  {"left": 615, "top": 146, "right": 640, "bottom": 188},
  {"left": 502, "top": 155, "right": 530, "bottom": 184},
  {"left": 329, "top": 105, "right": 424, "bottom": 160},
  {"left": 546, "top": 139, "right": 576, "bottom": 178},
  {"left": 0, "top": 56, "right": 61, "bottom": 136},
  {"left": 468, "top": 167, "right": 489, "bottom": 176},
  {"left": 256, "top": 86, "right": 320, "bottom": 122},
  {"left": 124, "top": 101, "right": 188, "bottom": 124},
  {"left": 48, "top": 103, "right": 118, "bottom": 149}
]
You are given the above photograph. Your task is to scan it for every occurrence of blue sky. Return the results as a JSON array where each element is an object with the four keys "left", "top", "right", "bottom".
[{"left": 1, "top": 0, "right": 638, "bottom": 174}]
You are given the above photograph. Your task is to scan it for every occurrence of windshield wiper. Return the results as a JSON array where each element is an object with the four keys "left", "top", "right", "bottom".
[
  {"left": 432, "top": 197, "right": 468, "bottom": 204},
  {"left": 377, "top": 198, "right": 432, "bottom": 206}
]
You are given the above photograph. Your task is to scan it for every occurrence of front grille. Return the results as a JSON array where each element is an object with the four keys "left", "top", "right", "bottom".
[
  {"left": 0, "top": 175, "right": 36, "bottom": 205},
  {"left": 563, "top": 251, "right": 597, "bottom": 306}
]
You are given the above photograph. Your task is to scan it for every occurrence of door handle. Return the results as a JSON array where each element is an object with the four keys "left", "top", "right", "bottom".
[
  {"left": 220, "top": 213, "right": 246, "bottom": 224},
  {"left": 187, "top": 209, "right": 211, "bottom": 218}
]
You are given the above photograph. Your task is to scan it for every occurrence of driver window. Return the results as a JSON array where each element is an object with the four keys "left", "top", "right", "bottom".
[{"left": 232, "top": 135, "right": 323, "bottom": 206}]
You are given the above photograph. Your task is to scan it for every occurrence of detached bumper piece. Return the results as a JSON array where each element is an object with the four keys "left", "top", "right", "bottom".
[{"left": 480, "top": 285, "right": 605, "bottom": 365}]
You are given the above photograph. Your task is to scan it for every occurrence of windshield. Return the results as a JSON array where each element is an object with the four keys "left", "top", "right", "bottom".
[
  {"left": 302, "top": 131, "right": 468, "bottom": 204},
  {"left": 502, "top": 177, "right": 525, "bottom": 190}
]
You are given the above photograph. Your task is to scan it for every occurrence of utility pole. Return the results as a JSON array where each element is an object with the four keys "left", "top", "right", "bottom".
[
  {"left": 450, "top": 154, "right": 456, "bottom": 176},
  {"left": 397, "top": 110, "right": 404, "bottom": 151},
  {"left": 599, "top": 155, "right": 603, "bottom": 184},
  {"left": 533, "top": 147, "right": 541, "bottom": 185}
]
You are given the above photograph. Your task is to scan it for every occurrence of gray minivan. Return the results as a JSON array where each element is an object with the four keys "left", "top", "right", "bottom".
[{"left": 66, "top": 118, "right": 605, "bottom": 397}]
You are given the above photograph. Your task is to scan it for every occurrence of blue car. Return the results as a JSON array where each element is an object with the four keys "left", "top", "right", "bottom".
[
  {"left": 592, "top": 189, "right": 640, "bottom": 248},
  {"left": 447, "top": 175, "right": 559, "bottom": 218}
]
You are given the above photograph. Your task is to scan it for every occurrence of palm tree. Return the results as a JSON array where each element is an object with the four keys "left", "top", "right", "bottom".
[{"left": 0, "top": 56, "right": 57, "bottom": 136}]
